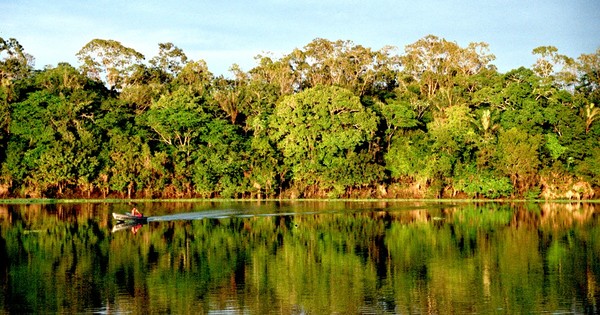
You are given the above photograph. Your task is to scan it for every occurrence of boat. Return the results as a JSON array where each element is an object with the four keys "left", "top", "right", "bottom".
[{"left": 112, "top": 212, "right": 148, "bottom": 223}]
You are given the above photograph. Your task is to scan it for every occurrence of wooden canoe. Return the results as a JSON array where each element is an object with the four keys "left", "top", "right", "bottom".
[{"left": 112, "top": 212, "right": 147, "bottom": 222}]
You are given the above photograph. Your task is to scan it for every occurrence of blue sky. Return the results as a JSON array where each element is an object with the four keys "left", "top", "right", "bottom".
[{"left": 2, "top": 0, "right": 599, "bottom": 76}]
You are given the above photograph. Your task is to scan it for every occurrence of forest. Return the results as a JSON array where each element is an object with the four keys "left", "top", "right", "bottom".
[{"left": 0, "top": 35, "right": 598, "bottom": 199}]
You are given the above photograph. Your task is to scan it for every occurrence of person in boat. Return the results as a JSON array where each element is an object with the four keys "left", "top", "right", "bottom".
[{"left": 131, "top": 207, "right": 143, "bottom": 218}]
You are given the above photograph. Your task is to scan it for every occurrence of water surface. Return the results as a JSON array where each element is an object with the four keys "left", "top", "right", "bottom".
[{"left": 0, "top": 201, "right": 598, "bottom": 314}]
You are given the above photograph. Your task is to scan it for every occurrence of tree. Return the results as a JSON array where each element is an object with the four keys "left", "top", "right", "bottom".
[
  {"left": 428, "top": 104, "right": 477, "bottom": 156},
  {"left": 106, "top": 133, "right": 147, "bottom": 198},
  {"left": 377, "top": 98, "right": 419, "bottom": 149},
  {"left": 2, "top": 64, "right": 107, "bottom": 196},
  {"left": 575, "top": 147, "right": 600, "bottom": 186},
  {"left": 33, "top": 142, "right": 77, "bottom": 195},
  {"left": 0, "top": 37, "right": 33, "bottom": 89},
  {"left": 77, "top": 39, "right": 145, "bottom": 90},
  {"left": 149, "top": 42, "right": 188, "bottom": 77},
  {"left": 531, "top": 46, "right": 577, "bottom": 87},
  {"left": 489, "top": 68, "right": 547, "bottom": 133},
  {"left": 141, "top": 88, "right": 210, "bottom": 157},
  {"left": 295, "top": 38, "right": 400, "bottom": 96},
  {"left": 576, "top": 48, "right": 600, "bottom": 133},
  {"left": 250, "top": 51, "right": 302, "bottom": 95},
  {"left": 384, "top": 131, "right": 430, "bottom": 181},
  {"left": 249, "top": 38, "right": 400, "bottom": 98},
  {"left": 1, "top": 37, "right": 34, "bottom": 164},
  {"left": 212, "top": 75, "right": 247, "bottom": 125},
  {"left": 140, "top": 86, "right": 247, "bottom": 197},
  {"left": 577, "top": 48, "right": 600, "bottom": 100},
  {"left": 244, "top": 134, "right": 281, "bottom": 198},
  {"left": 119, "top": 64, "right": 169, "bottom": 114},
  {"left": 4, "top": 91, "right": 56, "bottom": 194},
  {"left": 191, "top": 119, "right": 247, "bottom": 198},
  {"left": 234, "top": 79, "right": 282, "bottom": 197},
  {"left": 173, "top": 60, "right": 213, "bottom": 95},
  {"left": 400, "top": 35, "right": 495, "bottom": 110},
  {"left": 268, "top": 85, "right": 380, "bottom": 195},
  {"left": 494, "top": 127, "right": 543, "bottom": 194}
]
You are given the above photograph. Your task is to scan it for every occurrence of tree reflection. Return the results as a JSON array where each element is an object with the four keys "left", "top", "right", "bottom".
[{"left": 0, "top": 201, "right": 598, "bottom": 313}]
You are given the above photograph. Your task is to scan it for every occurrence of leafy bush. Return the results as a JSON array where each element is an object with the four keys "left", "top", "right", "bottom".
[{"left": 454, "top": 167, "right": 514, "bottom": 199}]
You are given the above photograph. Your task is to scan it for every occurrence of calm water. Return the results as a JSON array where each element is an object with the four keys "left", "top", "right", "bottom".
[{"left": 0, "top": 201, "right": 598, "bottom": 314}]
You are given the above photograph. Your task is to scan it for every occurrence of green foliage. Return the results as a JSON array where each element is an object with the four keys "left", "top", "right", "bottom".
[
  {"left": 545, "top": 133, "right": 567, "bottom": 161},
  {"left": 149, "top": 42, "right": 188, "bottom": 76},
  {"left": 77, "top": 38, "right": 145, "bottom": 90},
  {"left": 0, "top": 37, "right": 32, "bottom": 87},
  {"left": 377, "top": 98, "right": 419, "bottom": 147},
  {"left": 191, "top": 118, "right": 247, "bottom": 198},
  {"left": 494, "top": 128, "right": 543, "bottom": 193},
  {"left": 2, "top": 64, "right": 106, "bottom": 195},
  {"left": 453, "top": 165, "right": 514, "bottom": 198},
  {"left": 142, "top": 87, "right": 211, "bottom": 156},
  {"left": 0, "top": 36, "right": 598, "bottom": 198},
  {"left": 428, "top": 104, "right": 478, "bottom": 155},
  {"left": 384, "top": 133, "right": 430, "bottom": 180},
  {"left": 575, "top": 147, "right": 600, "bottom": 186},
  {"left": 269, "top": 85, "right": 380, "bottom": 195}
]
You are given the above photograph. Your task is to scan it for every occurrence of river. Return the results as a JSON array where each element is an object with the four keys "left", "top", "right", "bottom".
[{"left": 0, "top": 201, "right": 598, "bottom": 314}]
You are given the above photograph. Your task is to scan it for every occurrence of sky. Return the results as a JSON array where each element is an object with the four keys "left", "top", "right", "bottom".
[{"left": 1, "top": 0, "right": 599, "bottom": 76}]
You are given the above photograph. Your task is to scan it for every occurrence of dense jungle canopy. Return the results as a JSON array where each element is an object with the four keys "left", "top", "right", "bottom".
[{"left": 0, "top": 36, "right": 598, "bottom": 199}]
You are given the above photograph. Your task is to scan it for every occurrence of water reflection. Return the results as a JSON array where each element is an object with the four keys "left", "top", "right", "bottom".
[
  {"left": 0, "top": 201, "right": 598, "bottom": 313},
  {"left": 111, "top": 205, "right": 447, "bottom": 234}
]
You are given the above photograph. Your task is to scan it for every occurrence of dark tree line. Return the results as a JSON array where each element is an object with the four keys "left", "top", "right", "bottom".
[{"left": 0, "top": 36, "right": 598, "bottom": 199}]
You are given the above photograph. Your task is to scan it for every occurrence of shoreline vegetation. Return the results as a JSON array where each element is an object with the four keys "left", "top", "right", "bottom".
[
  {"left": 0, "top": 36, "right": 599, "bottom": 200},
  {"left": 1, "top": 198, "right": 600, "bottom": 206}
]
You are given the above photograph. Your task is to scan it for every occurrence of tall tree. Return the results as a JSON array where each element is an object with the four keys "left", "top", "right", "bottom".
[
  {"left": 400, "top": 35, "right": 495, "bottom": 110},
  {"left": 1, "top": 37, "right": 34, "bottom": 166},
  {"left": 119, "top": 64, "right": 169, "bottom": 114},
  {"left": 531, "top": 46, "right": 577, "bottom": 87},
  {"left": 77, "top": 39, "right": 145, "bottom": 90},
  {"left": 298, "top": 38, "right": 400, "bottom": 96},
  {"left": 377, "top": 98, "right": 419, "bottom": 149},
  {"left": 212, "top": 74, "right": 247, "bottom": 125},
  {"left": 576, "top": 48, "right": 600, "bottom": 133},
  {"left": 250, "top": 51, "right": 302, "bottom": 95},
  {"left": 173, "top": 60, "right": 213, "bottom": 95},
  {"left": 149, "top": 42, "right": 188, "bottom": 77},
  {"left": 0, "top": 37, "right": 33, "bottom": 89}
]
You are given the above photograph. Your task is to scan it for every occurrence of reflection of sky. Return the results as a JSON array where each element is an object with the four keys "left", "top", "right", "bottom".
[{"left": 2, "top": 0, "right": 599, "bottom": 76}]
